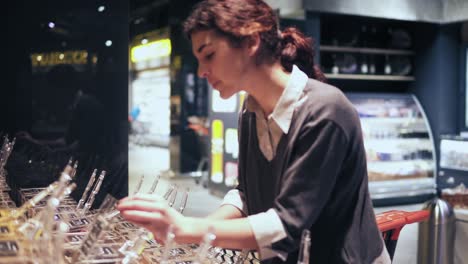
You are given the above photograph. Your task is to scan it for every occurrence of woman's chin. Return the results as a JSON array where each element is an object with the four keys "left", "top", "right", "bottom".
[{"left": 219, "top": 90, "right": 235, "bottom": 100}]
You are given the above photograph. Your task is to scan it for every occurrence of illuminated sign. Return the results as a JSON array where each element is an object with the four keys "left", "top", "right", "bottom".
[
  {"left": 30, "top": 50, "right": 88, "bottom": 67},
  {"left": 224, "top": 162, "right": 238, "bottom": 187},
  {"left": 130, "top": 39, "right": 171, "bottom": 63},
  {"left": 225, "top": 128, "right": 238, "bottom": 159},
  {"left": 211, "top": 119, "right": 224, "bottom": 184}
]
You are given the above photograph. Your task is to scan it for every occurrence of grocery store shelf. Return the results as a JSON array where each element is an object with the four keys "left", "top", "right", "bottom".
[
  {"left": 320, "top": 45, "right": 415, "bottom": 55},
  {"left": 324, "top": 73, "right": 415, "bottom": 81}
]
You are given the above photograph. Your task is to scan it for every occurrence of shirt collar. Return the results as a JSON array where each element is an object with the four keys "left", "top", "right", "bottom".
[{"left": 245, "top": 65, "right": 308, "bottom": 134}]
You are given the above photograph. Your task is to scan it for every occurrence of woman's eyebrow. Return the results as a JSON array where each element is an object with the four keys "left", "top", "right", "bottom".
[{"left": 197, "top": 42, "right": 212, "bottom": 53}]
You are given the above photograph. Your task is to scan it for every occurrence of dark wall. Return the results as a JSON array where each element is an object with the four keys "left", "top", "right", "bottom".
[
  {"left": 410, "top": 23, "right": 461, "bottom": 178},
  {"left": 5, "top": 0, "right": 129, "bottom": 140},
  {"left": 304, "top": 12, "right": 321, "bottom": 64},
  {"left": 4, "top": 0, "right": 129, "bottom": 201},
  {"left": 3, "top": 1, "right": 34, "bottom": 134},
  {"left": 459, "top": 22, "right": 468, "bottom": 131}
]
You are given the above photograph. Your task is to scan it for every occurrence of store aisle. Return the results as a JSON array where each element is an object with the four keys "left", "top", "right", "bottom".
[
  {"left": 129, "top": 143, "right": 170, "bottom": 191},
  {"left": 129, "top": 143, "right": 222, "bottom": 217}
]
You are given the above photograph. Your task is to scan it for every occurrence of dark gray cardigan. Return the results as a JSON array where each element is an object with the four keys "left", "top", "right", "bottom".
[{"left": 237, "top": 79, "right": 383, "bottom": 263}]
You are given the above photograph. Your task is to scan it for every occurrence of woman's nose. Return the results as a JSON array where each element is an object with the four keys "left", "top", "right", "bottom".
[{"left": 197, "top": 64, "right": 210, "bottom": 78}]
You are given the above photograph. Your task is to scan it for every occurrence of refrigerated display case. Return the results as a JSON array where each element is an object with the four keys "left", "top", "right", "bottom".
[{"left": 347, "top": 93, "right": 437, "bottom": 205}]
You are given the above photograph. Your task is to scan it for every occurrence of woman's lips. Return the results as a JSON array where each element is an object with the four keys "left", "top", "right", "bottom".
[{"left": 211, "top": 80, "right": 220, "bottom": 88}]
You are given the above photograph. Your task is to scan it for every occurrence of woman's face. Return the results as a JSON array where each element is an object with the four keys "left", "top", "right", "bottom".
[{"left": 191, "top": 30, "right": 250, "bottom": 99}]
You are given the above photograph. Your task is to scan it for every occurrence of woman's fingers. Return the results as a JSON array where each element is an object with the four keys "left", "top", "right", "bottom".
[
  {"left": 132, "top": 193, "right": 167, "bottom": 202},
  {"left": 119, "top": 193, "right": 165, "bottom": 202},
  {"left": 120, "top": 210, "right": 164, "bottom": 224},
  {"left": 141, "top": 223, "right": 166, "bottom": 244},
  {"left": 117, "top": 200, "right": 168, "bottom": 214},
  {"left": 117, "top": 192, "right": 183, "bottom": 244},
  {"left": 120, "top": 211, "right": 171, "bottom": 243}
]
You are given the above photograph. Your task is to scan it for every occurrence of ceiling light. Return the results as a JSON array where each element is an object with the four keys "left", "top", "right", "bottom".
[
  {"left": 48, "top": 22, "right": 55, "bottom": 28},
  {"left": 98, "top": 6, "right": 105, "bottom": 12},
  {"left": 105, "top": 40, "right": 113, "bottom": 47}
]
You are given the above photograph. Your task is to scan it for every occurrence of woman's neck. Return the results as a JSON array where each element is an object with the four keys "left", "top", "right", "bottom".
[{"left": 245, "top": 62, "right": 291, "bottom": 116}]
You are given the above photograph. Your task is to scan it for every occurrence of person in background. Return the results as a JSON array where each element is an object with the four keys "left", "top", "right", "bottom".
[{"left": 117, "top": 0, "right": 390, "bottom": 263}]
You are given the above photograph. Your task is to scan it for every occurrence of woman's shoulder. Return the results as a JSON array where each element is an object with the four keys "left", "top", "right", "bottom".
[
  {"left": 304, "top": 79, "right": 346, "bottom": 101},
  {"left": 295, "top": 79, "right": 361, "bottom": 136},
  {"left": 301, "top": 79, "right": 356, "bottom": 116}
]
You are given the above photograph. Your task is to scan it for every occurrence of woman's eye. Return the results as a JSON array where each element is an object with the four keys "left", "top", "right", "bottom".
[{"left": 205, "top": 52, "right": 214, "bottom": 61}]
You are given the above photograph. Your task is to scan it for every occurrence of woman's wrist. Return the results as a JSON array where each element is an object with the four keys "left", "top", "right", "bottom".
[{"left": 174, "top": 216, "right": 209, "bottom": 244}]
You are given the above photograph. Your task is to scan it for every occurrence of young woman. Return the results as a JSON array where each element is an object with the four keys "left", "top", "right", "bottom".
[{"left": 118, "top": 0, "right": 390, "bottom": 263}]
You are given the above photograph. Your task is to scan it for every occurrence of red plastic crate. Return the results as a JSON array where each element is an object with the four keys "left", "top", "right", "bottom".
[{"left": 375, "top": 210, "right": 429, "bottom": 261}]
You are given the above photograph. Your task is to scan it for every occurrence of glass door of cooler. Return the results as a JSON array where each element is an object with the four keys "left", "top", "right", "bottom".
[{"left": 347, "top": 93, "right": 436, "bottom": 205}]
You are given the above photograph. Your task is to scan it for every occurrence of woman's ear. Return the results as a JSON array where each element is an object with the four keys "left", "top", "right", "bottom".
[{"left": 245, "top": 33, "right": 261, "bottom": 57}]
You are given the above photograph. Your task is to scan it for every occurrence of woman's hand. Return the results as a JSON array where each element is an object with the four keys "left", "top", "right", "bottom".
[
  {"left": 117, "top": 193, "right": 187, "bottom": 243},
  {"left": 118, "top": 194, "right": 259, "bottom": 250}
]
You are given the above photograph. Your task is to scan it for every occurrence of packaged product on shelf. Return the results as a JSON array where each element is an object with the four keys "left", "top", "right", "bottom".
[{"left": 442, "top": 184, "right": 468, "bottom": 209}]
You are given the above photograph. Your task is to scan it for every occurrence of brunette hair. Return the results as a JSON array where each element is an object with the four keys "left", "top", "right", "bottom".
[{"left": 183, "top": 0, "right": 326, "bottom": 82}]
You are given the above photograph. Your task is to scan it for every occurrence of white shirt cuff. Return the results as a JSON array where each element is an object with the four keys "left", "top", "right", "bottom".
[
  {"left": 247, "top": 208, "right": 288, "bottom": 261},
  {"left": 220, "top": 189, "right": 248, "bottom": 214}
]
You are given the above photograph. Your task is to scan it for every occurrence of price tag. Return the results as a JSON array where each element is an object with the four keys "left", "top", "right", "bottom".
[{"left": 0, "top": 240, "right": 19, "bottom": 257}]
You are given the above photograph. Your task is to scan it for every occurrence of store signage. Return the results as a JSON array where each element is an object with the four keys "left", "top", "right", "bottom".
[
  {"left": 211, "top": 119, "right": 224, "bottom": 184},
  {"left": 30, "top": 50, "right": 88, "bottom": 68},
  {"left": 224, "top": 162, "right": 238, "bottom": 187},
  {"left": 131, "top": 38, "right": 171, "bottom": 63},
  {"left": 225, "top": 128, "right": 238, "bottom": 159}
]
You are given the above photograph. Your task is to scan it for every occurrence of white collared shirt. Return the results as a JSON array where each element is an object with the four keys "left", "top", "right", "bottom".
[{"left": 243, "top": 65, "right": 309, "bottom": 161}]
